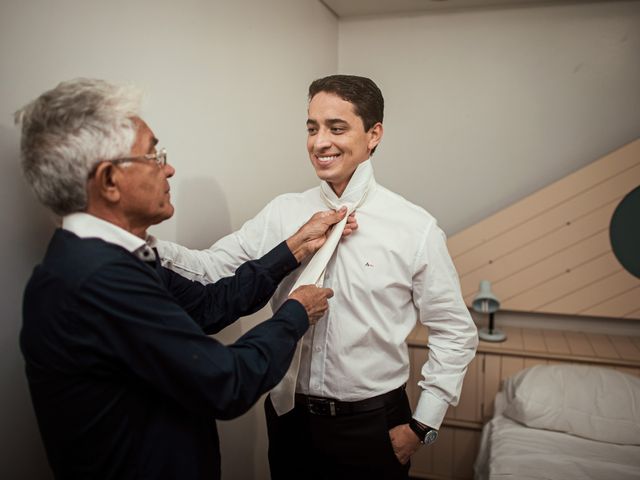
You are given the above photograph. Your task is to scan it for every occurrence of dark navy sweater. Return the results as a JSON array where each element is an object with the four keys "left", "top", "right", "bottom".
[{"left": 21, "top": 229, "right": 307, "bottom": 480}]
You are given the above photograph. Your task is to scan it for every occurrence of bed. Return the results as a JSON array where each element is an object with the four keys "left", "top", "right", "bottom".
[{"left": 474, "top": 364, "right": 640, "bottom": 480}]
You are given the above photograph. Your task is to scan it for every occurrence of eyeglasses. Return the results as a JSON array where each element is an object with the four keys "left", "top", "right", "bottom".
[
  {"left": 88, "top": 148, "right": 168, "bottom": 177},
  {"left": 110, "top": 148, "right": 167, "bottom": 168}
]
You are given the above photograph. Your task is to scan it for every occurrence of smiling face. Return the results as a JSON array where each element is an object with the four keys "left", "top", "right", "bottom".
[{"left": 306, "top": 92, "right": 382, "bottom": 197}]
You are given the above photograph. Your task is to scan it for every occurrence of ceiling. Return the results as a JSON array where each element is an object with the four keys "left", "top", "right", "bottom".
[{"left": 320, "top": 0, "right": 617, "bottom": 18}]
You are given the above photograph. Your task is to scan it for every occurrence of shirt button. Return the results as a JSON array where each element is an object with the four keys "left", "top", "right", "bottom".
[
  {"left": 313, "top": 383, "right": 320, "bottom": 390},
  {"left": 314, "top": 346, "right": 322, "bottom": 352}
]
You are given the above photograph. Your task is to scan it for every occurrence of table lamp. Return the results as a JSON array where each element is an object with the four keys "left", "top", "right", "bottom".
[{"left": 472, "top": 280, "right": 506, "bottom": 342}]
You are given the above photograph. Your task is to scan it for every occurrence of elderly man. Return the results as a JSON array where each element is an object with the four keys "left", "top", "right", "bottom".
[
  {"left": 16, "top": 78, "right": 346, "bottom": 480},
  {"left": 158, "top": 75, "right": 478, "bottom": 479}
]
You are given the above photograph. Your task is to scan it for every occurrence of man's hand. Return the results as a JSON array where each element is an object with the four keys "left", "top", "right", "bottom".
[
  {"left": 288, "top": 285, "right": 334, "bottom": 325},
  {"left": 388, "top": 423, "right": 421, "bottom": 465},
  {"left": 343, "top": 211, "right": 358, "bottom": 236},
  {"left": 286, "top": 208, "right": 358, "bottom": 263}
]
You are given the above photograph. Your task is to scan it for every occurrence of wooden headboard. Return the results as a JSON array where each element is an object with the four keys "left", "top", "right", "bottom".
[{"left": 447, "top": 139, "right": 640, "bottom": 320}]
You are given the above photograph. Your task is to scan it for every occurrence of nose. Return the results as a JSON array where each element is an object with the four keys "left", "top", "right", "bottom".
[
  {"left": 314, "top": 129, "right": 332, "bottom": 151},
  {"left": 163, "top": 163, "right": 175, "bottom": 178}
]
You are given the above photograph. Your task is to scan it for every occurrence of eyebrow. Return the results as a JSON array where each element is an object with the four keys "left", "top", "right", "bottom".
[{"left": 306, "top": 118, "right": 348, "bottom": 126}]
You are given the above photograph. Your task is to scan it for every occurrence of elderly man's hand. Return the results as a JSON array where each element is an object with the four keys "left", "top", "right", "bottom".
[
  {"left": 286, "top": 207, "right": 358, "bottom": 262},
  {"left": 288, "top": 285, "right": 334, "bottom": 325}
]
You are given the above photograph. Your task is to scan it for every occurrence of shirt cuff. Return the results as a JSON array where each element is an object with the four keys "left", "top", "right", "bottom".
[
  {"left": 260, "top": 241, "right": 299, "bottom": 282},
  {"left": 414, "top": 389, "right": 449, "bottom": 430}
]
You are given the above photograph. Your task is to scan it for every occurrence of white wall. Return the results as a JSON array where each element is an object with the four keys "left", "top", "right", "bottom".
[
  {"left": 3, "top": 0, "right": 640, "bottom": 478},
  {"left": 338, "top": 1, "right": 640, "bottom": 236},
  {"left": 0, "top": 1, "right": 337, "bottom": 478}
]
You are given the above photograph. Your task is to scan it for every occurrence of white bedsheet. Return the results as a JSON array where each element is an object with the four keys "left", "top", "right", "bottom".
[{"left": 474, "top": 392, "right": 640, "bottom": 480}]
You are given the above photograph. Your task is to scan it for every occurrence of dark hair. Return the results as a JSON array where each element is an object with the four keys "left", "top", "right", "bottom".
[{"left": 308, "top": 75, "right": 384, "bottom": 153}]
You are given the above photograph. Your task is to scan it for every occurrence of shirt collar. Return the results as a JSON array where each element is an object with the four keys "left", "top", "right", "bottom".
[
  {"left": 319, "top": 159, "right": 375, "bottom": 210},
  {"left": 62, "top": 212, "right": 147, "bottom": 253}
]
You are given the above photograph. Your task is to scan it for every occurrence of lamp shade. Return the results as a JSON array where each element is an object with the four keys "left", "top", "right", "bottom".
[{"left": 472, "top": 280, "right": 500, "bottom": 314}]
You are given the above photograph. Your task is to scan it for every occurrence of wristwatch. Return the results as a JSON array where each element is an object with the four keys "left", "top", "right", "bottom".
[{"left": 409, "top": 419, "right": 438, "bottom": 445}]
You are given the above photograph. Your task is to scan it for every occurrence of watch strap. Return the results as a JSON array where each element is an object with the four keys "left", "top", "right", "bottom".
[{"left": 409, "top": 419, "right": 438, "bottom": 445}]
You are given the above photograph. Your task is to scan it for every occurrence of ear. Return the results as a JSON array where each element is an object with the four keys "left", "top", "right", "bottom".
[
  {"left": 90, "top": 162, "right": 122, "bottom": 204},
  {"left": 367, "top": 122, "right": 383, "bottom": 152}
]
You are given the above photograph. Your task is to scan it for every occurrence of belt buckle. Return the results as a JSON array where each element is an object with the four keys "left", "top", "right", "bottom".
[{"left": 308, "top": 398, "right": 337, "bottom": 416}]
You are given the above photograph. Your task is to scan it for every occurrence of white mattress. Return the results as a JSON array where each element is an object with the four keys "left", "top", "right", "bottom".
[{"left": 474, "top": 392, "right": 640, "bottom": 480}]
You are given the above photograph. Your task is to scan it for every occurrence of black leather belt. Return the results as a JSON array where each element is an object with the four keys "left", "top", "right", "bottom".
[{"left": 295, "top": 385, "right": 405, "bottom": 417}]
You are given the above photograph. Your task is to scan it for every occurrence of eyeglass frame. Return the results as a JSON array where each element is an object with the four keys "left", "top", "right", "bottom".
[
  {"left": 110, "top": 147, "right": 167, "bottom": 167},
  {"left": 88, "top": 148, "right": 167, "bottom": 177}
]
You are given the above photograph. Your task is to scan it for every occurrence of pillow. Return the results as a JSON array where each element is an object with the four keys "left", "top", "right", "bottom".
[{"left": 502, "top": 364, "right": 640, "bottom": 445}]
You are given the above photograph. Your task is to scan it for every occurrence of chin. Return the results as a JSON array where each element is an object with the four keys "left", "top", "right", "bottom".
[
  {"left": 312, "top": 166, "right": 334, "bottom": 181},
  {"left": 158, "top": 205, "right": 175, "bottom": 223}
]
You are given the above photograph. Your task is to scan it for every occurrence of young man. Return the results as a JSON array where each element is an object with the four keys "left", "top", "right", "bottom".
[
  {"left": 17, "top": 78, "right": 346, "bottom": 480},
  {"left": 158, "top": 75, "right": 478, "bottom": 479}
]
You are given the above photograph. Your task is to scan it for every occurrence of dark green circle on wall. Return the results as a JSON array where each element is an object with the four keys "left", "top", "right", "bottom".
[{"left": 610, "top": 185, "right": 640, "bottom": 279}]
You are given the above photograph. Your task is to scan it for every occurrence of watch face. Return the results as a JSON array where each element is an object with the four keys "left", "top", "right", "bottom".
[{"left": 424, "top": 429, "right": 438, "bottom": 445}]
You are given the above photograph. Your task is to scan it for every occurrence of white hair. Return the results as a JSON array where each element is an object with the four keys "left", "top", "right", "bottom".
[{"left": 14, "top": 78, "right": 143, "bottom": 215}]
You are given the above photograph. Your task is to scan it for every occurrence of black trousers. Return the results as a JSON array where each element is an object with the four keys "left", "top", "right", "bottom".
[{"left": 264, "top": 389, "right": 412, "bottom": 480}]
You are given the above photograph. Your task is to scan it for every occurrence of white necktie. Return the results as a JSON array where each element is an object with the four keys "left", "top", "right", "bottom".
[{"left": 269, "top": 160, "right": 374, "bottom": 415}]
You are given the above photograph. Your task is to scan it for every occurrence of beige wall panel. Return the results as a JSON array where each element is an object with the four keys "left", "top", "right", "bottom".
[
  {"left": 447, "top": 356, "right": 481, "bottom": 422},
  {"left": 588, "top": 334, "right": 622, "bottom": 360},
  {"left": 412, "top": 324, "right": 430, "bottom": 345},
  {"left": 565, "top": 331, "right": 597, "bottom": 357},
  {"left": 625, "top": 308, "right": 640, "bottom": 319},
  {"left": 500, "top": 356, "right": 525, "bottom": 382},
  {"left": 610, "top": 336, "right": 640, "bottom": 362},
  {"left": 581, "top": 287, "right": 640, "bottom": 318},
  {"left": 546, "top": 359, "right": 569, "bottom": 366},
  {"left": 523, "top": 358, "right": 549, "bottom": 370},
  {"left": 508, "top": 327, "right": 524, "bottom": 350},
  {"left": 447, "top": 140, "right": 640, "bottom": 258},
  {"left": 431, "top": 426, "right": 455, "bottom": 477},
  {"left": 482, "top": 354, "right": 501, "bottom": 420},
  {"left": 540, "top": 267, "right": 636, "bottom": 313},
  {"left": 454, "top": 170, "right": 633, "bottom": 276},
  {"left": 453, "top": 429, "right": 481, "bottom": 479},
  {"left": 521, "top": 329, "right": 547, "bottom": 352},
  {"left": 492, "top": 202, "right": 622, "bottom": 301},
  {"left": 495, "top": 253, "right": 616, "bottom": 306},
  {"left": 462, "top": 229, "right": 610, "bottom": 301},
  {"left": 449, "top": 139, "right": 640, "bottom": 320},
  {"left": 542, "top": 330, "right": 572, "bottom": 355},
  {"left": 500, "top": 233, "right": 612, "bottom": 311}
]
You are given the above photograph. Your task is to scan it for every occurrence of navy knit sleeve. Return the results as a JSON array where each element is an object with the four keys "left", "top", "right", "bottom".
[
  {"left": 161, "top": 241, "right": 299, "bottom": 334},
  {"left": 77, "top": 255, "right": 308, "bottom": 419}
]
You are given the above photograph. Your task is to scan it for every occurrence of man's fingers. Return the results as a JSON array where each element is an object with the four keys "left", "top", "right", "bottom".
[
  {"left": 311, "top": 207, "right": 347, "bottom": 227},
  {"left": 328, "top": 207, "right": 347, "bottom": 223},
  {"left": 322, "top": 287, "right": 334, "bottom": 299}
]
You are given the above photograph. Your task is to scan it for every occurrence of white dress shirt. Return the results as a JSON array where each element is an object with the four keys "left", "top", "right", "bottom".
[
  {"left": 62, "top": 212, "right": 155, "bottom": 260},
  {"left": 157, "top": 161, "right": 478, "bottom": 429}
]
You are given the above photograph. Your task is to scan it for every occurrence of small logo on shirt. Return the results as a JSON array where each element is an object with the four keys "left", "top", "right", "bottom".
[{"left": 364, "top": 262, "right": 374, "bottom": 267}]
